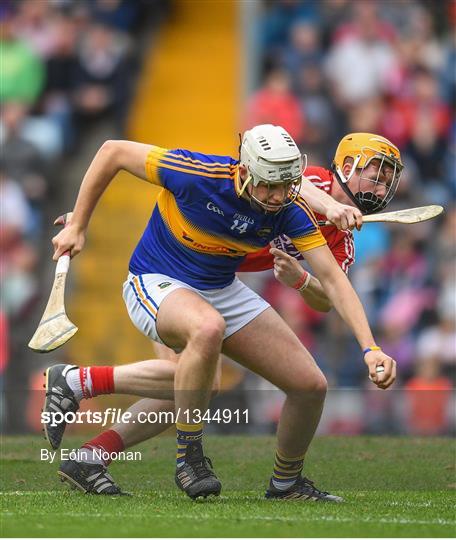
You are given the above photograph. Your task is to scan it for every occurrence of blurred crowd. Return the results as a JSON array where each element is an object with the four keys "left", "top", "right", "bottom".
[
  {"left": 240, "top": 0, "right": 455, "bottom": 435},
  {"left": 0, "top": 0, "right": 165, "bottom": 428},
  {"left": 1, "top": 0, "right": 454, "bottom": 436}
]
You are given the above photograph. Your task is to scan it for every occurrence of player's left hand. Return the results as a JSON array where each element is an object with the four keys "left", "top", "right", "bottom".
[
  {"left": 270, "top": 247, "right": 306, "bottom": 288},
  {"left": 325, "top": 202, "right": 363, "bottom": 231},
  {"left": 364, "top": 350, "right": 396, "bottom": 389}
]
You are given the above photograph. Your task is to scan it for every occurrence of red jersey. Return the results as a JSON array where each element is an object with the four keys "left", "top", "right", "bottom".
[{"left": 238, "top": 167, "right": 355, "bottom": 274}]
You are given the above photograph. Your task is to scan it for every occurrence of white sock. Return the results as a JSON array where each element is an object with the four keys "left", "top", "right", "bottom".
[
  {"left": 272, "top": 478, "right": 297, "bottom": 491},
  {"left": 65, "top": 366, "right": 83, "bottom": 402},
  {"left": 76, "top": 447, "right": 106, "bottom": 466}
]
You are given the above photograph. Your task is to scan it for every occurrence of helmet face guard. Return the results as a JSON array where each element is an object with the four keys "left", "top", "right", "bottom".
[
  {"left": 333, "top": 138, "right": 404, "bottom": 214},
  {"left": 238, "top": 124, "right": 305, "bottom": 213},
  {"left": 243, "top": 174, "right": 303, "bottom": 213}
]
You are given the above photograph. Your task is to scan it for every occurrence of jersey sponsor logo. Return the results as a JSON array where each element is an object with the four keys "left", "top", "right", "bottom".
[
  {"left": 206, "top": 201, "right": 224, "bottom": 216},
  {"left": 181, "top": 231, "right": 239, "bottom": 254},
  {"left": 233, "top": 213, "right": 254, "bottom": 225},
  {"left": 157, "top": 282, "right": 172, "bottom": 289},
  {"left": 257, "top": 227, "right": 272, "bottom": 237}
]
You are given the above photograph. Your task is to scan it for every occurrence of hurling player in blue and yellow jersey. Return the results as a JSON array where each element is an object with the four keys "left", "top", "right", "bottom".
[{"left": 51, "top": 125, "right": 396, "bottom": 501}]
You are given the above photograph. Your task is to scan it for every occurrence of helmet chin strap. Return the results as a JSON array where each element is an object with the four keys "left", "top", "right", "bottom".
[
  {"left": 237, "top": 174, "right": 252, "bottom": 198},
  {"left": 333, "top": 163, "right": 386, "bottom": 215},
  {"left": 333, "top": 164, "right": 368, "bottom": 214}
]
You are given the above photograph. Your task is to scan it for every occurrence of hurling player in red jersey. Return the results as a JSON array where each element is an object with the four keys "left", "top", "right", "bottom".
[
  {"left": 47, "top": 133, "right": 403, "bottom": 496},
  {"left": 239, "top": 132, "right": 403, "bottom": 304}
]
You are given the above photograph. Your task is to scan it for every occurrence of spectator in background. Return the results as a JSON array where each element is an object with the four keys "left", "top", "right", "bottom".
[
  {"left": 245, "top": 68, "right": 305, "bottom": 144},
  {"left": 416, "top": 313, "right": 456, "bottom": 381},
  {"left": 0, "top": 164, "right": 39, "bottom": 320},
  {"left": 319, "top": 0, "right": 351, "bottom": 46},
  {"left": 406, "top": 112, "right": 449, "bottom": 204},
  {"left": 345, "top": 97, "right": 384, "bottom": 134},
  {"left": 404, "top": 357, "right": 453, "bottom": 436},
  {"left": 260, "top": 0, "right": 321, "bottom": 61},
  {"left": 0, "top": 164, "right": 34, "bottom": 252},
  {"left": 325, "top": 0, "right": 400, "bottom": 106},
  {"left": 377, "top": 319, "right": 416, "bottom": 380},
  {"left": 14, "top": 0, "right": 59, "bottom": 60},
  {"left": 73, "top": 23, "right": 132, "bottom": 127},
  {"left": 331, "top": 0, "right": 397, "bottom": 45},
  {"left": 400, "top": 5, "right": 445, "bottom": 73},
  {"left": 441, "top": 3, "right": 456, "bottom": 104},
  {"left": 0, "top": 2, "right": 62, "bottom": 159},
  {"left": 378, "top": 231, "right": 429, "bottom": 298},
  {"left": 443, "top": 120, "right": 456, "bottom": 199},
  {"left": 281, "top": 20, "right": 323, "bottom": 90},
  {"left": 0, "top": 241, "right": 39, "bottom": 323},
  {"left": 0, "top": 8, "right": 45, "bottom": 104},
  {"left": 431, "top": 208, "right": 456, "bottom": 282},
  {"left": 294, "top": 61, "right": 339, "bottom": 162},
  {"left": 0, "top": 102, "right": 48, "bottom": 233},
  {"left": 381, "top": 67, "right": 451, "bottom": 149},
  {"left": 89, "top": 0, "right": 140, "bottom": 33},
  {"left": 385, "top": 4, "right": 446, "bottom": 99},
  {"left": 42, "top": 13, "right": 79, "bottom": 151}
]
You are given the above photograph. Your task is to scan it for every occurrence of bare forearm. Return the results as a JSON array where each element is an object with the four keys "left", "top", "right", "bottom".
[
  {"left": 300, "top": 178, "right": 337, "bottom": 215},
  {"left": 270, "top": 246, "right": 332, "bottom": 312},
  {"left": 300, "top": 178, "right": 363, "bottom": 230},
  {"left": 298, "top": 275, "right": 332, "bottom": 312},
  {"left": 52, "top": 140, "right": 152, "bottom": 259},
  {"left": 71, "top": 141, "right": 121, "bottom": 230},
  {"left": 318, "top": 271, "right": 375, "bottom": 349}
]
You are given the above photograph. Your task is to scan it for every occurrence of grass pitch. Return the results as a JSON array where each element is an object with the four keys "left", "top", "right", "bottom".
[{"left": 1, "top": 435, "right": 455, "bottom": 537}]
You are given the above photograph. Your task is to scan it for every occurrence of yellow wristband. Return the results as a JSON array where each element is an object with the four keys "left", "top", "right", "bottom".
[{"left": 363, "top": 346, "right": 381, "bottom": 355}]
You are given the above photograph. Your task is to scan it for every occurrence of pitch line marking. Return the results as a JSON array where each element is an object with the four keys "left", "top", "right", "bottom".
[
  {"left": 0, "top": 490, "right": 450, "bottom": 509},
  {"left": 0, "top": 510, "right": 453, "bottom": 526}
]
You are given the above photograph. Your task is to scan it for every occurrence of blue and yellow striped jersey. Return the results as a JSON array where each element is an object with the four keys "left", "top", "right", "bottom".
[{"left": 129, "top": 146, "right": 326, "bottom": 289}]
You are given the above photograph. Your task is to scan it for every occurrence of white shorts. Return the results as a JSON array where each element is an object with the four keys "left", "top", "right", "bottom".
[{"left": 123, "top": 273, "right": 270, "bottom": 348}]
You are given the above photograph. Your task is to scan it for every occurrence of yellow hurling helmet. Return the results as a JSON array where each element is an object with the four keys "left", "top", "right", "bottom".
[{"left": 332, "top": 133, "right": 404, "bottom": 214}]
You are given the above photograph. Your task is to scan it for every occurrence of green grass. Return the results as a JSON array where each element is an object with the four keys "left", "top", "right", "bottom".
[{"left": 1, "top": 435, "right": 455, "bottom": 537}]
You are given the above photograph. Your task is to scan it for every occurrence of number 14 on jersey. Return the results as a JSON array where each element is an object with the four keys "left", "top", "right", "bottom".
[{"left": 230, "top": 219, "right": 248, "bottom": 234}]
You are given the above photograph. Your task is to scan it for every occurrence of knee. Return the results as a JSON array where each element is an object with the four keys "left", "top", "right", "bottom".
[
  {"left": 190, "top": 313, "right": 226, "bottom": 352},
  {"left": 198, "top": 314, "right": 226, "bottom": 344},
  {"left": 310, "top": 374, "right": 328, "bottom": 395},
  {"left": 288, "top": 371, "right": 328, "bottom": 397}
]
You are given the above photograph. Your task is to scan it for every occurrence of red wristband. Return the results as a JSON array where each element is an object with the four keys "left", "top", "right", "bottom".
[{"left": 292, "top": 271, "right": 310, "bottom": 290}]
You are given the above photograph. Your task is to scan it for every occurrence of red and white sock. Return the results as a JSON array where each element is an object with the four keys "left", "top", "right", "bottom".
[
  {"left": 66, "top": 366, "right": 114, "bottom": 401},
  {"left": 78, "top": 429, "right": 125, "bottom": 466}
]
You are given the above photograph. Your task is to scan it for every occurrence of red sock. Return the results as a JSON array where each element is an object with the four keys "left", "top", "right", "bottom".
[
  {"left": 79, "top": 366, "right": 114, "bottom": 398},
  {"left": 82, "top": 429, "right": 124, "bottom": 465}
]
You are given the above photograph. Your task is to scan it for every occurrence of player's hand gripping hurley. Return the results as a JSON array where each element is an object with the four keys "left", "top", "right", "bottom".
[{"left": 28, "top": 213, "right": 78, "bottom": 352}]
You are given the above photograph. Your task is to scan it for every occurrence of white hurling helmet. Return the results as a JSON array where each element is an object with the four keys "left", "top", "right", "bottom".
[{"left": 239, "top": 124, "right": 305, "bottom": 211}]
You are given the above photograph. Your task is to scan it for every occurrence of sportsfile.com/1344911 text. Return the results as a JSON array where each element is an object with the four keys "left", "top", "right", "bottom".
[{"left": 41, "top": 408, "right": 249, "bottom": 428}]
